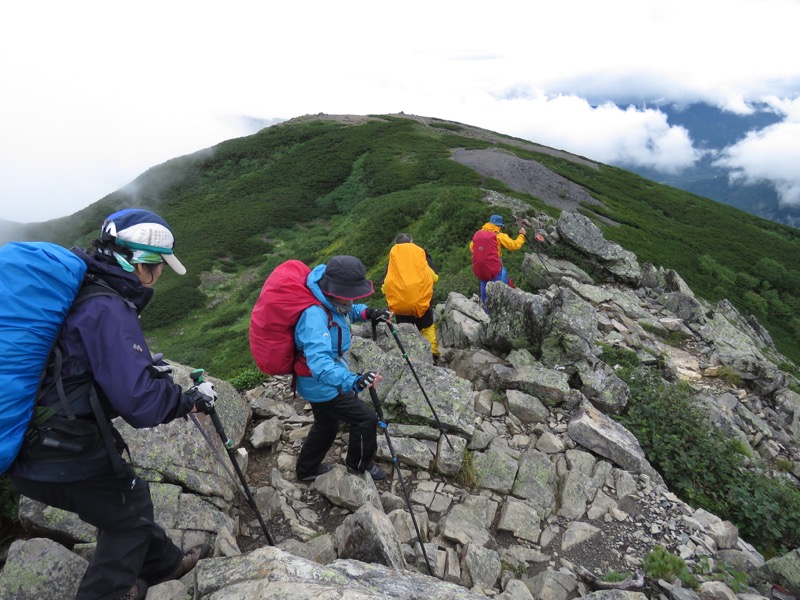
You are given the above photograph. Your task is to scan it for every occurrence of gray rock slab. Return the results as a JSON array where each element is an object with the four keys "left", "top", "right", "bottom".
[
  {"left": 567, "top": 402, "right": 664, "bottom": 486},
  {"left": 492, "top": 363, "right": 571, "bottom": 407},
  {"left": 497, "top": 497, "right": 543, "bottom": 543},
  {"left": 311, "top": 465, "right": 382, "bottom": 511},
  {"left": 193, "top": 545, "right": 486, "bottom": 599},
  {"left": 335, "top": 503, "right": 406, "bottom": 571},
  {"left": 473, "top": 446, "right": 520, "bottom": 494}
]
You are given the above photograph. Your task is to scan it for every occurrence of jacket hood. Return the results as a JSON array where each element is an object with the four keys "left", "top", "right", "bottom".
[
  {"left": 482, "top": 223, "right": 502, "bottom": 233},
  {"left": 72, "top": 247, "right": 154, "bottom": 312},
  {"left": 307, "top": 264, "right": 337, "bottom": 311}
]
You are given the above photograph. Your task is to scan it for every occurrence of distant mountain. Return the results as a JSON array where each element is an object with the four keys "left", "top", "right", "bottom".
[
  {"left": 0, "top": 218, "right": 22, "bottom": 242},
  {"left": 615, "top": 102, "right": 800, "bottom": 227}
]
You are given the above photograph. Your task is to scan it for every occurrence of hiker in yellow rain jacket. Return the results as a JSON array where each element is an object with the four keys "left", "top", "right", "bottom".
[
  {"left": 469, "top": 214, "right": 526, "bottom": 305},
  {"left": 381, "top": 234, "right": 440, "bottom": 358}
]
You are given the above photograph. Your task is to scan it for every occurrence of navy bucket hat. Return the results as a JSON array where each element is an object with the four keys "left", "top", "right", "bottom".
[{"left": 318, "top": 255, "right": 374, "bottom": 300}]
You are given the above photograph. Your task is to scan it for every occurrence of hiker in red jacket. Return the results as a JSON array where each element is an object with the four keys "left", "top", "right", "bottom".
[{"left": 470, "top": 214, "right": 526, "bottom": 306}]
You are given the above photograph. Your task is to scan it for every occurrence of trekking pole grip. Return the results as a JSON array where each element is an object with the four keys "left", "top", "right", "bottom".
[{"left": 368, "top": 387, "right": 385, "bottom": 422}]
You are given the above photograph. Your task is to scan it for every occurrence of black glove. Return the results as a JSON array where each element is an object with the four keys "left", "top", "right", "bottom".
[
  {"left": 354, "top": 371, "right": 378, "bottom": 391},
  {"left": 148, "top": 353, "right": 173, "bottom": 379},
  {"left": 365, "top": 308, "right": 391, "bottom": 322},
  {"left": 148, "top": 362, "right": 173, "bottom": 379},
  {"left": 186, "top": 381, "right": 217, "bottom": 414}
]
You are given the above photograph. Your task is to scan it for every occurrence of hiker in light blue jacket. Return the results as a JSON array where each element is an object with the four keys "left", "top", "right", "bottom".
[{"left": 293, "top": 256, "right": 390, "bottom": 482}]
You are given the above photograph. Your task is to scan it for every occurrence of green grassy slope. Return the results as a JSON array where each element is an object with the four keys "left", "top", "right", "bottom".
[{"left": 12, "top": 115, "right": 800, "bottom": 377}]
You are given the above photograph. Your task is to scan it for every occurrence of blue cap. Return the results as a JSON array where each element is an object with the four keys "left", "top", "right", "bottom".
[{"left": 489, "top": 214, "right": 505, "bottom": 227}]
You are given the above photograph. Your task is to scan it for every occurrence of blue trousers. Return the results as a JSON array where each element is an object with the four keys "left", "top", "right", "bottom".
[{"left": 479, "top": 267, "right": 509, "bottom": 304}]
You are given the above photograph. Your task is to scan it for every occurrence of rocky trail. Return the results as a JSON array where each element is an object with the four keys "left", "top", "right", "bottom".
[{"left": 4, "top": 208, "right": 800, "bottom": 600}]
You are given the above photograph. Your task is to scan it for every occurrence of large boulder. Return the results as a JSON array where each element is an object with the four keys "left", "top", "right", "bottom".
[
  {"left": 0, "top": 538, "right": 87, "bottom": 600},
  {"left": 484, "top": 283, "right": 549, "bottom": 356},
  {"left": 539, "top": 287, "right": 600, "bottom": 367},
  {"left": 755, "top": 548, "right": 800, "bottom": 597},
  {"left": 521, "top": 253, "right": 593, "bottom": 290},
  {"left": 567, "top": 402, "right": 664, "bottom": 486},
  {"left": 490, "top": 364, "right": 571, "bottom": 408},
  {"left": 388, "top": 364, "right": 476, "bottom": 437},
  {"left": 439, "top": 292, "right": 490, "bottom": 349},
  {"left": 556, "top": 212, "right": 641, "bottom": 284}
]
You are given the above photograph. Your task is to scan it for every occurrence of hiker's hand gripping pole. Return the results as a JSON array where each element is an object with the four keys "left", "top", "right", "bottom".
[
  {"left": 190, "top": 369, "right": 274, "bottom": 546},
  {"left": 514, "top": 214, "right": 549, "bottom": 271},
  {"left": 368, "top": 387, "right": 435, "bottom": 577},
  {"left": 372, "top": 317, "right": 454, "bottom": 450}
]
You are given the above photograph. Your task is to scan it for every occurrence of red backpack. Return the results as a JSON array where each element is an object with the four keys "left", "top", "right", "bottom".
[
  {"left": 249, "top": 260, "right": 336, "bottom": 377},
  {"left": 471, "top": 229, "right": 502, "bottom": 280}
]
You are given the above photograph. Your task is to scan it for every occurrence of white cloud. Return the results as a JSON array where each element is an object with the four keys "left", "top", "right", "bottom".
[
  {"left": 459, "top": 93, "right": 701, "bottom": 173},
  {"left": 714, "top": 98, "right": 800, "bottom": 205},
  {"left": 1, "top": 0, "right": 800, "bottom": 222}
]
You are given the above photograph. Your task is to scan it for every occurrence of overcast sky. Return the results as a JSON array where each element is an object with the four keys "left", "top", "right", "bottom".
[{"left": 2, "top": 0, "right": 799, "bottom": 223}]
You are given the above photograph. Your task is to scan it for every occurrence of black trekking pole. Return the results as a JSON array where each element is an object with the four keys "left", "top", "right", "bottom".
[
  {"left": 371, "top": 318, "right": 453, "bottom": 450},
  {"left": 368, "top": 386, "right": 436, "bottom": 578},
  {"left": 191, "top": 369, "right": 274, "bottom": 546}
]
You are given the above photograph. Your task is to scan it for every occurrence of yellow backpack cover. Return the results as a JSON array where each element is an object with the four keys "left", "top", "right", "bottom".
[{"left": 383, "top": 243, "right": 434, "bottom": 318}]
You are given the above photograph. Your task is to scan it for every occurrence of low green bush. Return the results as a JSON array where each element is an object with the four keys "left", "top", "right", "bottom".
[
  {"left": 617, "top": 365, "right": 800, "bottom": 556},
  {"left": 456, "top": 451, "right": 477, "bottom": 490},
  {"left": 644, "top": 545, "right": 697, "bottom": 588},
  {"left": 228, "top": 366, "right": 267, "bottom": 392}
]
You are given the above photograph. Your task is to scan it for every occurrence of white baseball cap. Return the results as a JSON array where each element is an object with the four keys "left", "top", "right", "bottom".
[{"left": 101, "top": 208, "right": 186, "bottom": 275}]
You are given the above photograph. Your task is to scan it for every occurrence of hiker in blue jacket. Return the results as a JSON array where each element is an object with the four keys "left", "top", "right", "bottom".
[
  {"left": 294, "top": 255, "right": 391, "bottom": 482},
  {"left": 8, "top": 209, "right": 215, "bottom": 600}
]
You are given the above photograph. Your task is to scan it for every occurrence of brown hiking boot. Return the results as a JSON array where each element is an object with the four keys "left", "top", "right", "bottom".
[
  {"left": 116, "top": 579, "right": 147, "bottom": 600},
  {"left": 165, "top": 543, "right": 211, "bottom": 582}
]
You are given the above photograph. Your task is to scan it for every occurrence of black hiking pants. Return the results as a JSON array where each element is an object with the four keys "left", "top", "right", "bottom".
[
  {"left": 296, "top": 391, "right": 379, "bottom": 478},
  {"left": 10, "top": 464, "right": 184, "bottom": 600},
  {"left": 395, "top": 306, "right": 434, "bottom": 330}
]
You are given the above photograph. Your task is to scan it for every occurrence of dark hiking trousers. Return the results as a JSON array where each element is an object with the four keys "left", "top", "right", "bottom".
[
  {"left": 10, "top": 464, "right": 184, "bottom": 600},
  {"left": 395, "top": 306, "right": 434, "bottom": 330},
  {"left": 296, "top": 391, "right": 379, "bottom": 478}
]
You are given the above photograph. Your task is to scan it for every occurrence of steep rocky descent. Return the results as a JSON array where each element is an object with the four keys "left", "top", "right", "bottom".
[{"left": 2, "top": 205, "right": 800, "bottom": 600}]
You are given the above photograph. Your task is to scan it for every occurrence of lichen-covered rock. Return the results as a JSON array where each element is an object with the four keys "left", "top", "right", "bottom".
[
  {"left": 334, "top": 503, "right": 406, "bottom": 570},
  {"left": 484, "top": 283, "right": 549, "bottom": 356},
  {"left": 0, "top": 538, "right": 87, "bottom": 600},
  {"left": 193, "top": 545, "right": 485, "bottom": 599},
  {"left": 556, "top": 211, "right": 641, "bottom": 283},
  {"left": 756, "top": 548, "right": 800, "bottom": 597}
]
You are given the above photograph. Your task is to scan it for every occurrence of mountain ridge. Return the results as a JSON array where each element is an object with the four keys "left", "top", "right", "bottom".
[{"left": 2, "top": 113, "right": 799, "bottom": 378}]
